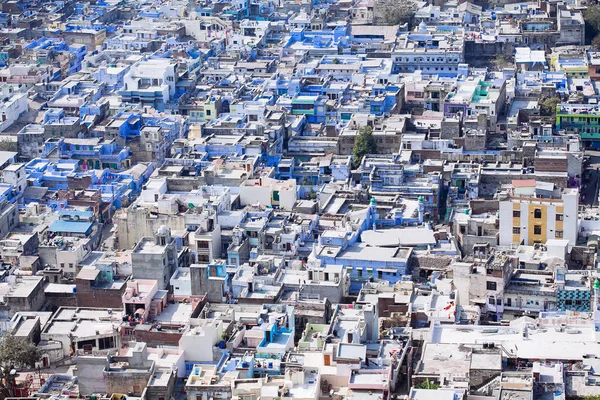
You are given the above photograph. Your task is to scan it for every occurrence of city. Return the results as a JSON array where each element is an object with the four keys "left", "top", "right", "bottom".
[{"left": 0, "top": 0, "right": 595, "bottom": 399}]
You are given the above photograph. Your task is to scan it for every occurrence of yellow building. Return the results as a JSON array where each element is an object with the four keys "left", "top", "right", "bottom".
[{"left": 499, "top": 180, "right": 578, "bottom": 247}]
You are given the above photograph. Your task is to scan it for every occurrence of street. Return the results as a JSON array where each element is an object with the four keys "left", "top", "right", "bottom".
[{"left": 581, "top": 149, "right": 600, "bottom": 206}]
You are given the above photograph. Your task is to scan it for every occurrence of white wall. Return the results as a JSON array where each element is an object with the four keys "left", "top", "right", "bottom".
[
  {"left": 170, "top": 268, "right": 191, "bottom": 296},
  {"left": 179, "top": 320, "right": 222, "bottom": 362},
  {"left": 57, "top": 244, "right": 89, "bottom": 276},
  {"left": 498, "top": 201, "right": 514, "bottom": 246},
  {"left": 562, "top": 191, "right": 579, "bottom": 247},
  {"left": 239, "top": 184, "right": 272, "bottom": 207},
  {"left": 279, "top": 186, "right": 297, "bottom": 210},
  {"left": 0, "top": 94, "right": 28, "bottom": 133},
  {"left": 140, "top": 179, "right": 167, "bottom": 203}
]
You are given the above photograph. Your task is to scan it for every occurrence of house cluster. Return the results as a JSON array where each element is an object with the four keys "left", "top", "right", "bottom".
[{"left": 0, "top": 0, "right": 599, "bottom": 399}]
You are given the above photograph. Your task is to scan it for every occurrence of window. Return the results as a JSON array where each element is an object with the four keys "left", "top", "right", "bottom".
[
  {"left": 206, "top": 109, "right": 211, "bottom": 116},
  {"left": 197, "top": 241, "right": 209, "bottom": 249},
  {"left": 534, "top": 225, "right": 542, "bottom": 235},
  {"left": 489, "top": 297, "right": 495, "bottom": 305},
  {"left": 534, "top": 208, "right": 542, "bottom": 219},
  {"left": 556, "top": 214, "right": 564, "bottom": 221},
  {"left": 486, "top": 281, "right": 497, "bottom": 291},
  {"left": 98, "top": 336, "right": 115, "bottom": 350},
  {"left": 60, "top": 263, "right": 65, "bottom": 269},
  {"left": 506, "top": 298, "right": 511, "bottom": 306},
  {"left": 496, "top": 298, "right": 502, "bottom": 306},
  {"left": 357, "top": 268, "right": 363, "bottom": 278},
  {"left": 513, "top": 227, "right": 520, "bottom": 234},
  {"left": 513, "top": 210, "right": 520, "bottom": 218},
  {"left": 555, "top": 230, "right": 563, "bottom": 238}
]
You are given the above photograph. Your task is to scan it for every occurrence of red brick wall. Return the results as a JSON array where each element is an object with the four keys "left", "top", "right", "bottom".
[
  {"left": 76, "top": 280, "right": 125, "bottom": 308},
  {"left": 133, "top": 327, "right": 182, "bottom": 347},
  {"left": 534, "top": 157, "right": 568, "bottom": 173}
]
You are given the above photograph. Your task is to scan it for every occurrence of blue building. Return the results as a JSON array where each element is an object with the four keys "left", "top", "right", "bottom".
[
  {"left": 24, "top": 38, "right": 87, "bottom": 75},
  {"left": 289, "top": 94, "right": 327, "bottom": 123},
  {"left": 42, "top": 137, "right": 131, "bottom": 170},
  {"left": 312, "top": 199, "right": 414, "bottom": 292},
  {"left": 48, "top": 210, "right": 95, "bottom": 238}
]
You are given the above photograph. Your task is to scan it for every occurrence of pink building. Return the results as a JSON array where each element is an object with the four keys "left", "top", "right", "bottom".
[{"left": 122, "top": 279, "right": 163, "bottom": 323}]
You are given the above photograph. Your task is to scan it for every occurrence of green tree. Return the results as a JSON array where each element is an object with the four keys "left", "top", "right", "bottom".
[
  {"left": 539, "top": 96, "right": 561, "bottom": 117},
  {"left": 585, "top": 6, "right": 600, "bottom": 46},
  {"left": 491, "top": 54, "right": 512, "bottom": 70},
  {"left": 374, "top": 0, "right": 417, "bottom": 28},
  {"left": 414, "top": 379, "right": 441, "bottom": 390},
  {"left": 0, "top": 333, "right": 41, "bottom": 369},
  {"left": 0, "top": 140, "right": 16, "bottom": 153},
  {"left": 352, "top": 125, "right": 376, "bottom": 169}
]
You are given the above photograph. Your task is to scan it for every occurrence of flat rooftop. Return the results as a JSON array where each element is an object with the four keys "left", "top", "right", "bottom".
[
  {"left": 430, "top": 322, "right": 600, "bottom": 360},
  {"left": 134, "top": 237, "right": 166, "bottom": 254},
  {"left": 155, "top": 303, "right": 193, "bottom": 325}
]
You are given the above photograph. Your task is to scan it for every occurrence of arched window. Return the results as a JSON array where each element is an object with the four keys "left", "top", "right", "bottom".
[{"left": 534, "top": 208, "right": 542, "bottom": 219}]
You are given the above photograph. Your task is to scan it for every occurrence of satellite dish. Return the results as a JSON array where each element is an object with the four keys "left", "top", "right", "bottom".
[{"left": 188, "top": 203, "right": 195, "bottom": 209}]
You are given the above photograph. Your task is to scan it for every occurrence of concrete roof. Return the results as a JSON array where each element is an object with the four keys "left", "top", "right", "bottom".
[{"left": 361, "top": 227, "right": 436, "bottom": 247}]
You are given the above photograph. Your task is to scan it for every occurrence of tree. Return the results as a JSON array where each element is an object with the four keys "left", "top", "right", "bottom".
[
  {"left": 539, "top": 96, "right": 561, "bottom": 117},
  {"left": 374, "top": 0, "right": 417, "bottom": 28},
  {"left": 414, "top": 379, "right": 441, "bottom": 390},
  {"left": 0, "top": 333, "right": 41, "bottom": 369},
  {"left": 352, "top": 125, "right": 376, "bottom": 169},
  {"left": 585, "top": 6, "right": 600, "bottom": 46},
  {"left": 0, "top": 140, "right": 16, "bottom": 153},
  {"left": 491, "top": 54, "right": 512, "bottom": 70}
]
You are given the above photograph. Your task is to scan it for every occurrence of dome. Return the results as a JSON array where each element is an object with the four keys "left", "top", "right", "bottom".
[
  {"left": 157, "top": 225, "right": 168, "bottom": 236},
  {"left": 370, "top": 197, "right": 377, "bottom": 206},
  {"left": 418, "top": 21, "right": 427, "bottom": 32}
]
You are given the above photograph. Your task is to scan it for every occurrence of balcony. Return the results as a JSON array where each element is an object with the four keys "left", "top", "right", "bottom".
[{"left": 100, "top": 151, "right": 128, "bottom": 163}]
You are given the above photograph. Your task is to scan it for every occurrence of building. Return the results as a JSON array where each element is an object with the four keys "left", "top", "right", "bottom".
[
  {"left": 131, "top": 226, "right": 179, "bottom": 291},
  {"left": 556, "top": 103, "right": 600, "bottom": 147},
  {"left": 498, "top": 180, "right": 578, "bottom": 247},
  {"left": 239, "top": 177, "right": 297, "bottom": 210},
  {"left": 119, "top": 59, "right": 178, "bottom": 111}
]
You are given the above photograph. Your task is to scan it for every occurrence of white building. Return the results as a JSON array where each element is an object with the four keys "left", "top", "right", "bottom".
[
  {"left": 239, "top": 177, "right": 297, "bottom": 210},
  {"left": 0, "top": 92, "right": 28, "bottom": 133},
  {"left": 2, "top": 163, "right": 26, "bottom": 192},
  {"left": 179, "top": 318, "right": 225, "bottom": 363},
  {"left": 121, "top": 58, "right": 177, "bottom": 107}
]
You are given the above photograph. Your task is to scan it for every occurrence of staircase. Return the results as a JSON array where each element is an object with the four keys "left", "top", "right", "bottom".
[{"left": 471, "top": 374, "right": 502, "bottom": 396}]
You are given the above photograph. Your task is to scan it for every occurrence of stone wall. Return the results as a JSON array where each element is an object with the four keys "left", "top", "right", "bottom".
[{"left": 76, "top": 355, "right": 109, "bottom": 395}]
